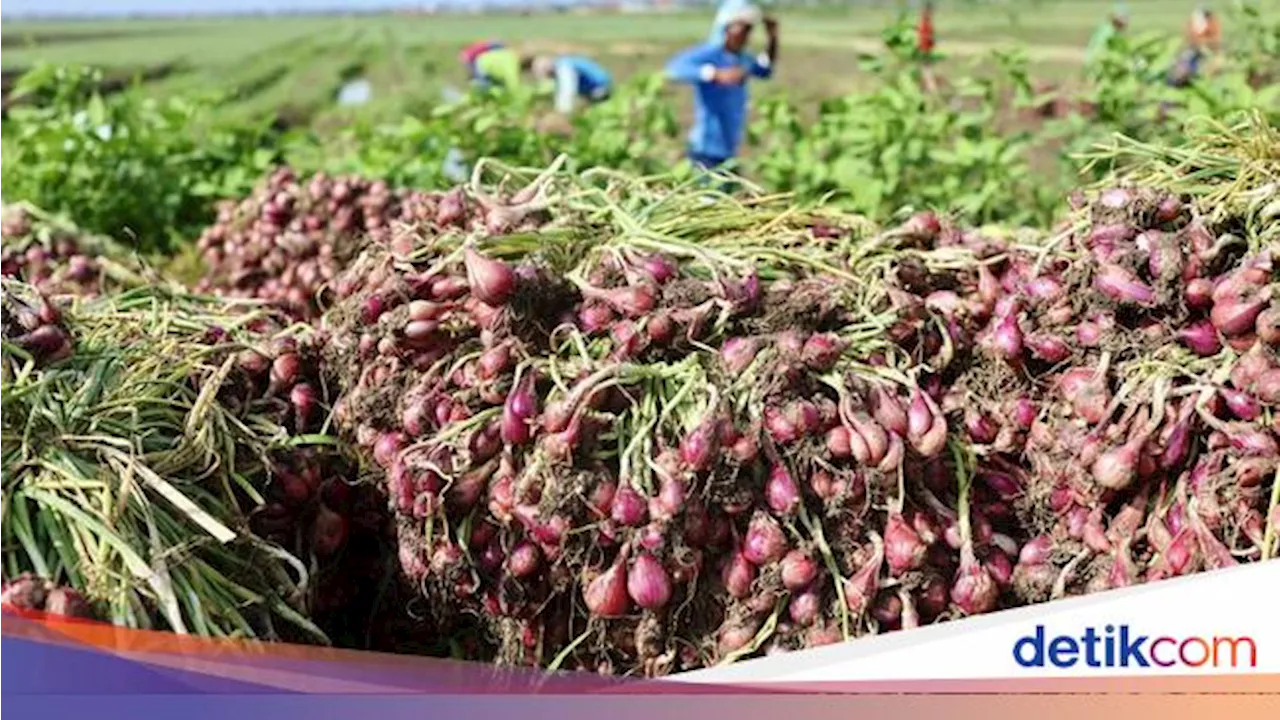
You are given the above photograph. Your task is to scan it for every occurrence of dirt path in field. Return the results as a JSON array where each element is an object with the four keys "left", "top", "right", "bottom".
[
  {"left": 524, "top": 40, "right": 669, "bottom": 57},
  {"left": 525, "top": 34, "right": 1086, "bottom": 65},
  {"left": 799, "top": 34, "right": 1087, "bottom": 63}
]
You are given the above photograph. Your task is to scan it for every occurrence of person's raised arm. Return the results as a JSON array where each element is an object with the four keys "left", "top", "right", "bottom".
[
  {"left": 751, "top": 17, "right": 780, "bottom": 79},
  {"left": 765, "top": 17, "right": 779, "bottom": 65}
]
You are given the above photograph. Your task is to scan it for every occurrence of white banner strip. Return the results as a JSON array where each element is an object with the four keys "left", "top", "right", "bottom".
[{"left": 677, "top": 562, "right": 1279, "bottom": 682}]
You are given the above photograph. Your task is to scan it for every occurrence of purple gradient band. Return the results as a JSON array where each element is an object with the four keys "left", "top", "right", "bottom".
[{"left": 3, "top": 610, "right": 1274, "bottom": 719}]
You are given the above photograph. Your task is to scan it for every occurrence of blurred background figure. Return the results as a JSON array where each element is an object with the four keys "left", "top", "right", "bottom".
[
  {"left": 917, "top": 1, "right": 939, "bottom": 93},
  {"left": 666, "top": 4, "right": 779, "bottom": 175},
  {"left": 1085, "top": 3, "right": 1130, "bottom": 67},
  {"left": 1187, "top": 4, "right": 1222, "bottom": 52},
  {"left": 530, "top": 54, "right": 614, "bottom": 116},
  {"left": 461, "top": 40, "right": 504, "bottom": 85},
  {"left": 451, "top": 40, "right": 517, "bottom": 181},
  {"left": 465, "top": 41, "right": 525, "bottom": 90},
  {"left": 1168, "top": 5, "right": 1222, "bottom": 87}
]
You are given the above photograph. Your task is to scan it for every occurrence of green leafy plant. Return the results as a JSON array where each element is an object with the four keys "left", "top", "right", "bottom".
[
  {"left": 293, "top": 73, "right": 680, "bottom": 189},
  {"left": 748, "top": 19, "right": 1054, "bottom": 225},
  {"left": 1224, "top": 0, "right": 1280, "bottom": 88},
  {"left": 2, "top": 65, "right": 280, "bottom": 254}
]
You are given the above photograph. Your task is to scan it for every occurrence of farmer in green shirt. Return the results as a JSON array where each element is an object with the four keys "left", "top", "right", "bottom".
[
  {"left": 1085, "top": 4, "right": 1129, "bottom": 67},
  {"left": 471, "top": 45, "right": 530, "bottom": 91}
]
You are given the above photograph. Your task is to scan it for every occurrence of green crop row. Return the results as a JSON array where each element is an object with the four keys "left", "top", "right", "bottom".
[{"left": 2, "top": 10, "right": 1275, "bottom": 257}]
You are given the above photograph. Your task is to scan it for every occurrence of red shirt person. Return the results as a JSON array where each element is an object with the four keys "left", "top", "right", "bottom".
[
  {"left": 460, "top": 40, "right": 505, "bottom": 83},
  {"left": 916, "top": 2, "right": 939, "bottom": 92},
  {"left": 917, "top": 2, "right": 937, "bottom": 56}
]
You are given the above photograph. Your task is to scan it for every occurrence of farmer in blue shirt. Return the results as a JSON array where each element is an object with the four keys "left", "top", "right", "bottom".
[
  {"left": 666, "top": 4, "right": 779, "bottom": 172},
  {"left": 531, "top": 55, "right": 614, "bottom": 115}
]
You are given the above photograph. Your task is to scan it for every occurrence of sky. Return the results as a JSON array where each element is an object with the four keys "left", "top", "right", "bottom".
[{"left": 0, "top": 0, "right": 600, "bottom": 18}]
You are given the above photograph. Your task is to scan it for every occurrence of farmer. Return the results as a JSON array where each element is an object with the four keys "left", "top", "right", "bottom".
[
  {"left": 1085, "top": 4, "right": 1129, "bottom": 68},
  {"left": 1187, "top": 5, "right": 1222, "bottom": 53},
  {"left": 465, "top": 42, "right": 528, "bottom": 91},
  {"left": 1169, "top": 6, "right": 1222, "bottom": 86},
  {"left": 917, "top": 1, "right": 939, "bottom": 93},
  {"left": 529, "top": 54, "right": 614, "bottom": 115},
  {"left": 461, "top": 40, "right": 504, "bottom": 85},
  {"left": 665, "top": 4, "right": 779, "bottom": 174}
]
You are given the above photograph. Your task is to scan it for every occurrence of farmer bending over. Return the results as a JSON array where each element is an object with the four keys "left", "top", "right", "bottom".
[
  {"left": 1188, "top": 5, "right": 1222, "bottom": 54},
  {"left": 528, "top": 54, "right": 614, "bottom": 135},
  {"left": 665, "top": 4, "right": 779, "bottom": 173},
  {"left": 1169, "top": 6, "right": 1222, "bottom": 86},
  {"left": 531, "top": 55, "right": 614, "bottom": 115},
  {"left": 461, "top": 40, "right": 504, "bottom": 86},
  {"left": 465, "top": 42, "right": 528, "bottom": 91}
]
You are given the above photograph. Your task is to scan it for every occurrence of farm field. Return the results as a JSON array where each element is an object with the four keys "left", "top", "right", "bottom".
[
  {"left": 1, "top": 0, "right": 1279, "bottom": 679},
  {"left": 2, "top": 1, "right": 1247, "bottom": 120}
]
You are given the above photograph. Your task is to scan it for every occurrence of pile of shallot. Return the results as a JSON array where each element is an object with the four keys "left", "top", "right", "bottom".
[
  {"left": 194, "top": 159, "right": 564, "bottom": 320},
  {"left": 307, "top": 168, "right": 1277, "bottom": 676},
  {"left": 194, "top": 167, "right": 441, "bottom": 319},
  {"left": 1, "top": 573, "right": 97, "bottom": 620},
  {"left": 880, "top": 186, "right": 1279, "bottom": 605},
  {"left": 1, "top": 204, "right": 111, "bottom": 297},
  {"left": 2, "top": 282, "right": 74, "bottom": 366},
  {"left": 219, "top": 330, "right": 396, "bottom": 627}
]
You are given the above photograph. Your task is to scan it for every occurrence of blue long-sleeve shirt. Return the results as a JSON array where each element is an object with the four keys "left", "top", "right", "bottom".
[
  {"left": 665, "top": 42, "right": 773, "bottom": 162},
  {"left": 553, "top": 56, "right": 613, "bottom": 113}
]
